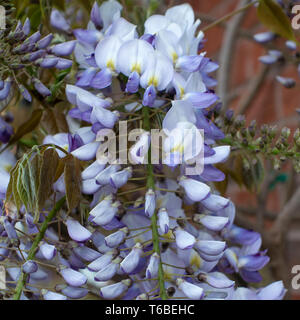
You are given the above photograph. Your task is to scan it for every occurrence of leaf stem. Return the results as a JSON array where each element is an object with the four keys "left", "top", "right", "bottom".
[{"left": 13, "top": 196, "right": 66, "bottom": 300}]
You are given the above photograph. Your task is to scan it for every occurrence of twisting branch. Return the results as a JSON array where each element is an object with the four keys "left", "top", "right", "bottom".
[
  {"left": 237, "top": 65, "right": 270, "bottom": 114},
  {"left": 217, "top": 0, "right": 251, "bottom": 111},
  {"left": 270, "top": 187, "right": 300, "bottom": 243}
]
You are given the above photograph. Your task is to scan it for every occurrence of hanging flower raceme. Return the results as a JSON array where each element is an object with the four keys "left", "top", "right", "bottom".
[
  {"left": 0, "top": 17, "right": 75, "bottom": 108},
  {"left": 0, "top": 0, "right": 286, "bottom": 302}
]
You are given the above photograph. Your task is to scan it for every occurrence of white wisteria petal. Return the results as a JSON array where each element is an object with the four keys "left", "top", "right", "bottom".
[
  {"left": 165, "top": 3, "right": 195, "bottom": 31},
  {"left": 99, "top": 0, "right": 122, "bottom": 31},
  {"left": 195, "top": 240, "right": 226, "bottom": 256},
  {"left": 144, "top": 15, "right": 171, "bottom": 35},
  {"left": 108, "top": 17, "right": 137, "bottom": 41},
  {"left": 117, "top": 39, "right": 155, "bottom": 76},
  {"left": 176, "top": 279, "right": 204, "bottom": 300},
  {"left": 178, "top": 177, "right": 210, "bottom": 202},
  {"left": 174, "top": 228, "right": 196, "bottom": 250},
  {"left": 140, "top": 51, "right": 174, "bottom": 91},
  {"left": 204, "top": 146, "right": 231, "bottom": 165},
  {"left": 95, "top": 36, "right": 122, "bottom": 70},
  {"left": 201, "top": 194, "right": 230, "bottom": 212},
  {"left": 71, "top": 142, "right": 101, "bottom": 161}
]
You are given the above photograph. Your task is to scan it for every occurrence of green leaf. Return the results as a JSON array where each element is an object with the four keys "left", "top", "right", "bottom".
[
  {"left": 257, "top": 0, "right": 296, "bottom": 41},
  {"left": 64, "top": 155, "right": 81, "bottom": 212}
]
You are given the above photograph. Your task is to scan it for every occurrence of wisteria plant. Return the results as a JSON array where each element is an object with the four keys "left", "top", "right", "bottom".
[{"left": 0, "top": 0, "right": 299, "bottom": 301}]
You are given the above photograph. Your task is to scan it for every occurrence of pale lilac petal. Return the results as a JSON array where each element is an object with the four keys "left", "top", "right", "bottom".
[
  {"left": 179, "top": 177, "right": 210, "bottom": 202},
  {"left": 174, "top": 228, "right": 196, "bottom": 250},
  {"left": 95, "top": 260, "right": 119, "bottom": 281},
  {"left": 56, "top": 58, "right": 73, "bottom": 69},
  {"left": 120, "top": 243, "right": 143, "bottom": 274},
  {"left": 51, "top": 41, "right": 76, "bottom": 56},
  {"left": 195, "top": 215, "right": 228, "bottom": 231},
  {"left": 100, "top": 280, "right": 130, "bottom": 299},
  {"left": 71, "top": 142, "right": 100, "bottom": 161},
  {"left": 257, "top": 281, "right": 286, "bottom": 300},
  {"left": 196, "top": 240, "right": 226, "bottom": 256},
  {"left": 200, "top": 272, "right": 234, "bottom": 289},
  {"left": 238, "top": 254, "right": 270, "bottom": 271},
  {"left": 110, "top": 167, "right": 132, "bottom": 189},
  {"left": 145, "top": 253, "right": 160, "bottom": 279},
  {"left": 76, "top": 68, "right": 97, "bottom": 87},
  {"left": 61, "top": 286, "right": 89, "bottom": 299},
  {"left": 105, "top": 228, "right": 128, "bottom": 248},
  {"left": 145, "top": 189, "right": 156, "bottom": 218},
  {"left": 50, "top": 9, "right": 70, "bottom": 32},
  {"left": 39, "top": 242, "right": 57, "bottom": 260},
  {"left": 88, "top": 251, "right": 116, "bottom": 272},
  {"left": 22, "top": 260, "right": 38, "bottom": 274},
  {"left": 42, "top": 290, "right": 67, "bottom": 300},
  {"left": 60, "top": 267, "right": 88, "bottom": 287},
  {"left": 176, "top": 279, "right": 204, "bottom": 300},
  {"left": 204, "top": 146, "right": 230, "bottom": 165},
  {"left": 73, "top": 245, "right": 101, "bottom": 262},
  {"left": 96, "top": 164, "right": 121, "bottom": 185},
  {"left": 82, "top": 161, "right": 105, "bottom": 180},
  {"left": 201, "top": 194, "right": 229, "bottom": 212},
  {"left": 66, "top": 219, "right": 92, "bottom": 242},
  {"left": 82, "top": 178, "right": 101, "bottom": 195},
  {"left": 91, "top": 68, "right": 112, "bottom": 89},
  {"left": 158, "top": 208, "right": 169, "bottom": 234}
]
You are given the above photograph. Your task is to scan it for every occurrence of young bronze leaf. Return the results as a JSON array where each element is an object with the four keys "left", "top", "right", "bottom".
[
  {"left": 257, "top": 0, "right": 296, "bottom": 41},
  {"left": 8, "top": 109, "right": 44, "bottom": 146},
  {"left": 37, "top": 148, "right": 60, "bottom": 212},
  {"left": 64, "top": 155, "right": 81, "bottom": 212},
  {"left": 5, "top": 159, "right": 22, "bottom": 214}
]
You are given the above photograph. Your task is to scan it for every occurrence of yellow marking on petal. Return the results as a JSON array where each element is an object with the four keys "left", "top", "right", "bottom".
[
  {"left": 106, "top": 59, "right": 115, "bottom": 70},
  {"left": 172, "top": 51, "right": 178, "bottom": 63},
  {"left": 148, "top": 76, "right": 158, "bottom": 87},
  {"left": 131, "top": 63, "right": 141, "bottom": 74},
  {"left": 170, "top": 143, "right": 184, "bottom": 154},
  {"left": 63, "top": 144, "right": 69, "bottom": 151},
  {"left": 179, "top": 87, "right": 185, "bottom": 99}
]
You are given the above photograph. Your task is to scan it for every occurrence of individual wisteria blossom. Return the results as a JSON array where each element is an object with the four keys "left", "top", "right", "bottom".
[{"left": 0, "top": 0, "right": 287, "bottom": 302}]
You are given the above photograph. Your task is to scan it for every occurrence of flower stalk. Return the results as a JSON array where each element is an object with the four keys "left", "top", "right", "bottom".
[{"left": 142, "top": 106, "right": 167, "bottom": 300}]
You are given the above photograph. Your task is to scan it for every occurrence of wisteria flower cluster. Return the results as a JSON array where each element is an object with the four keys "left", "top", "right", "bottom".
[{"left": 0, "top": 1, "right": 287, "bottom": 300}]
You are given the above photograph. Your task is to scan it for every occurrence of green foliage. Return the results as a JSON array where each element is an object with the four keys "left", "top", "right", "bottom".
[{"left": 257, "top": 0, "right": 296, "bottom": 41}]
